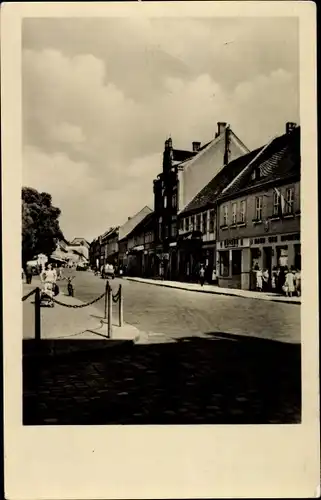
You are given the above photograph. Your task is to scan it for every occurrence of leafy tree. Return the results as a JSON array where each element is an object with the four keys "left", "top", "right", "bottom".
[{"left": 22, "top": 187, "right": 64, "bottom": 267}]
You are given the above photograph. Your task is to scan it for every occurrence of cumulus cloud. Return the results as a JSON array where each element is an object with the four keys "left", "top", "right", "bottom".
[{"left": 22, "top": 17, "right": 299, "bottom": 241}]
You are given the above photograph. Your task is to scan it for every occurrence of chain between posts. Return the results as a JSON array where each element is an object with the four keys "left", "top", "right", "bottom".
[{"left": 52, "top": 291, "right": 106, "bottom": 308}]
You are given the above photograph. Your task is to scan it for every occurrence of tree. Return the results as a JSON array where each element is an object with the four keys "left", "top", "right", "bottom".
[{"left": 22, "top": 187, "right": 64, "bottom": 267}]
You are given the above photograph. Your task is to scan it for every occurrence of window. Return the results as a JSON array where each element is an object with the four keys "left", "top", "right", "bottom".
[
  {"left": 202, "top": 212, "right": 207, "bottom": 234},
  {"left": 196, "top": 214, "right": 201, "bottom": 232},
  {"left": 255, "top": 196, "right": 262, "bottom": 220},
  {"left": 171, "top": 222, "right": 177, "bottom": 238},
  {"left": 239, "top": 201, "right": 246, "bottom": 223},
  {"left": 273, "top": 190, "right": 281, "bottom": 216},
  {"left": 172, "top": 192, "right": 177, "bottom": 210},
  {"left": 232, "top": 203, "right": 237, "bottom": 224},
  {"left": 209, "top": 210, "right": 215, "bottom": 233},
  {"left": 191, "top": 216, "right": 195, "bottom": 231},
  {"left": 165, "top": 225, "right": 169, "bottom": 239},
  {"left": 184, "top": 218, "right": 189, "bottom": 231},
  {"left": 164, "top": 195, "right": 167, "bottom": 208},
  {"left": 219, "top": 251, "right": 229, "bottom": 277},
  {"left": 179, "top": 218, "right": 184, "bottom": 231},
  {"left": 158, "top": 218, "right": 162, "bottom": 241},
  {"left": 285, "top": 188, "right": 294, "bottom": 214},
  {"left": 223, "top": 205, "right": 228, "bottom": 226}
]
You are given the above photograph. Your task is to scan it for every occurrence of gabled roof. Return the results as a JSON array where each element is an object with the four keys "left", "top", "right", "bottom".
[
  {"left": 126, "top": 211, "right": 155, "bottom": 239},
  {"left": 218, "top": 126, "right": 300, "bottom": 201},
  {"left": 118, "top": 205, "right": 153, "bottom": 241},
  {"left": 180, "top": 146, "right": 263, "bottom": 215}
]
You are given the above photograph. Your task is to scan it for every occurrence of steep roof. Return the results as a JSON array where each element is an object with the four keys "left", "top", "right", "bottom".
[
  {"left": 126, "top": 211, "right": 155, "bottom": 239},
  {"left": 180, "top": 146, "right": 263, "bottom": 215},
  {"left": 118, "top": 205, "right": 153, "bottom": 241},
  {"left": 218, "top": 126, "right": 300, "bottom": 201}
]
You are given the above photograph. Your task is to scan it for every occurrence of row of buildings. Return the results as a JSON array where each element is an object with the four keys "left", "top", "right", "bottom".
[
  {"left": 51, "top": 237, "right": 90, "bottom": 267},
  {"left": 89, "top": 121, "right": 300, "bottom": 290}
]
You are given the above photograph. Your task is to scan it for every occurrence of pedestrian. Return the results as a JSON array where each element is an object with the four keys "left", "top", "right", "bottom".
[
  {"left": 255, "top": 264, "right": 263, "bottom": 292},
  {"left": 199, "top": 264, "right": 205, "bottom": 286},
  {"left": 283, "top": 267, "right": 295, "bottom": 297},
  {"left": 262, "top": 268, "right": 269, "bottom": 292},
  {"left": 25, "top": 263, "right": 33, "bottom": 284},
  {"left": 294, "top": 268, "right": 301, "bottom": 297}
]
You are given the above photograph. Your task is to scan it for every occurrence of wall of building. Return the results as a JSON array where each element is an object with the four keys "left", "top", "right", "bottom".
[
  {"left": 218, "top": 181, "right": 300, "bottom": 241},
  {"left": 178, "top": 134, "right": 247, "bottom": 211}
]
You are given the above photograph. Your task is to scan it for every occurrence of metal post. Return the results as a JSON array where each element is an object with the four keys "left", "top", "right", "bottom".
[
  {"left": 34, "top": 287, "right": 41, "bottom": 341},
  {"left": 104, "top": 280, "right": 109, "bottom": 319},
  {"left": 107, "top": 285, "right": 112, "bottom": 338},
  {"left": 118, "top": 284, "right": 123, "bottom": 327}
]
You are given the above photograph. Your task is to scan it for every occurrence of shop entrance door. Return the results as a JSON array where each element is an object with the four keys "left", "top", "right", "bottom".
[{"left": 263, "top": 247, "right": 272, "bottom": 289}]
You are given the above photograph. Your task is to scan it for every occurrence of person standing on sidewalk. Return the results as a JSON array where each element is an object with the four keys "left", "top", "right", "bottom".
[
  {"left": 283, "top": 267, "right": 295, "bottom": 297},
  {"left": 25, "top": 263, "right": 33, "bottom": 284},
  {"left": 199, "top": 265, "right": 205, "bottom": 286},
  {"left": 255, "top": 265, "right": 263, "bottom": 292}
]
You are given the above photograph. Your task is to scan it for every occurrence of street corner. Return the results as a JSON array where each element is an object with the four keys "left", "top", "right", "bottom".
[{"left": 111, "top": 322, "right": 142, "bottom": 342}]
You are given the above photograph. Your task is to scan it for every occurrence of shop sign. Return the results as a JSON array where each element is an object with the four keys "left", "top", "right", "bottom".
[
  {"left": 224, "top": 238, "right": 239, "bottom": 248},
  {"left": 169, "top": 242, "right": 177, "bottom": 247},
  {"left": 281, "top": 233, "right": 300, "bottom": 242}
]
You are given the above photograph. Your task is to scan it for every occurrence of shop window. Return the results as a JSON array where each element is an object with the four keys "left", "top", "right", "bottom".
[
  {"left": 220, "top": 251, "right": 229, "bottom": 277},
  {"left": 285, "top": 188, "right": 294, "bottom": 214},
  {"left": 223, "top": 205, "right": 228, "bottom": 226},
  {"left": 232, "top": 203, "right": 237, "bottom": 224},
  {"left": 239, "top": 200, "right": 246, "bottom": 223},
  {"left": 231, "top": 250, "right": 242, "bottom": 275},
  {"left": 196, "top": 214, "right": 201, "bottom": 232},
  {"left": 255, "top": 196, "right": 263, "bottom": 220},
  {"left": 209, "top": 210, "right": 215, "bottom": 233},
  {"left": 277, "top": 246, "right": 288, "bottom": 268},
  {"left": 190, "top": 216, "right": 194, "bottom": 231},
  {"left": 184, "top": 218, "right": 189, "bottom": 231},
  {"left": 202, "top": 212, "right": 207, "bottom": 234}
]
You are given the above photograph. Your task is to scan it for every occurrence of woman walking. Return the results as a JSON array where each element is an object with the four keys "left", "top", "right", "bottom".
[{"left": 283, "top": 267, "right": 295, "bottom": 297}]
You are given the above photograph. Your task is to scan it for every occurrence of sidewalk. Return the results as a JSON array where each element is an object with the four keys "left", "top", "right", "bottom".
[
  {"left": 22, "top": 278, "right": 140, "bottom": 347},
  {"left": 124, "top": 277, "right": 301, "bottom": 304}
]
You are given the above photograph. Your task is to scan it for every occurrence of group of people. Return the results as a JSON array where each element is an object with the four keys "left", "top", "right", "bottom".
[{"left": 254, "top": 264, "right": 301, "bottom": 297}]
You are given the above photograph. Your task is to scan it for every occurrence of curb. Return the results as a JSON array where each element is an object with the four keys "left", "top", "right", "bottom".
[{"left": 124, "top": 278, "right": 301, "bottom": 305}]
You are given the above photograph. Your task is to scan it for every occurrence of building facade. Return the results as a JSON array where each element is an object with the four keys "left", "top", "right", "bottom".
[
  {"left": 118, "top": 206, "right": 153, "bottom": 271},
  {"left": 152, "top": 122, "right": 249, "bottom": 280},
  {"left": 216, "top": 123, "right": 300, "bottom": 290}
]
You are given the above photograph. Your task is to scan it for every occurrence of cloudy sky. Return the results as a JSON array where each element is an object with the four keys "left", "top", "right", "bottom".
[{"left": 22, "top": 16, "right": 299, "bottom": 242}]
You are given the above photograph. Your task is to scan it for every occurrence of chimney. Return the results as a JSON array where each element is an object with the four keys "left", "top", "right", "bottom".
[
  {"left": 217, "top": 121, "right": 227, "bottom": 137},
  {"left": 192, "top": 141, "right": 201, "bottom": 152},
  {"left": 128, "top": 217, "right": 131, "bottom": 221},
  {"left": 286, "top": 122, "right": 297, "bottom": 134},
  {"left": 165, "top": 137, "right": 173, "bottom": 149}
]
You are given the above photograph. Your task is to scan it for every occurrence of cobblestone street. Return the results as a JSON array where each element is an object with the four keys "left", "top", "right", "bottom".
[{"left": 23, "top": 334, "right": 301, "bottom": 425}]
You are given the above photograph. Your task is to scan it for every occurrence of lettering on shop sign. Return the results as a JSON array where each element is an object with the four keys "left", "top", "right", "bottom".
[
  {"left": 254, "top": 237, "right": 266, "bottom": 244},
  {"left": 268, "top": 236, "right": 278, "bottom": 243},
  {"left": 224, "top": 238, "right": 238, "bottom": 247},
  {"left": 281, "top": 233, "right": 300, "bottom": 242}
]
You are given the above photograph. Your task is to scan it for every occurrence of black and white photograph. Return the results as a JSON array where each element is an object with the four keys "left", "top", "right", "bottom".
[{"left": 2, "top": 2, "right": 319, "bottom": 499}]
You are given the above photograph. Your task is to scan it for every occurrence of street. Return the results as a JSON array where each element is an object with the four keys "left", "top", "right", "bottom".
[
  {"left": 69, "top": 270, "right": 300, "bottom": 344},
  {"left": 23, "top": 270, "right": 301, "bottom": 425}
]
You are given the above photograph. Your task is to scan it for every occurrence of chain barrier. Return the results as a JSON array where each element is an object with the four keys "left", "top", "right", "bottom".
[
  {"left": 22, "top": 288, "right": 37, "bottom": 302},
  {"left": 52, "top": 291, "right": 106, "bottom": 308}
]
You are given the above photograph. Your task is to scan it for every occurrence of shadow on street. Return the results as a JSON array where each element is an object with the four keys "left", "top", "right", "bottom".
[{"left": 23, "top": 333, "right": 301, "bottom": 425}]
